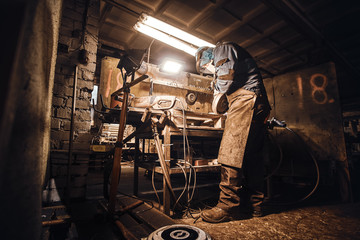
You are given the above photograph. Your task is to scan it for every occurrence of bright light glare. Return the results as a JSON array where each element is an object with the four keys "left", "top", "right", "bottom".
[
  {"left": 161, "top": 60, "right": 183, "bottom": 74},
  {"left": 140, "top": 13, "right": 215, "bottom": 48},
  {"left": 134, "top": 23, "right": 197, "bottom": 55}
]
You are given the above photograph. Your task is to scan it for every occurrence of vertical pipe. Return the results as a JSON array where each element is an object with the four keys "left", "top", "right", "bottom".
[
  {"left": 163, "top": 125, "right": 172, "bottom": 215},
  {"left": 108, "top": 80, "right": 130, "bottom": 213},
  {"left": 66, "top": 65, "right": 78, "bottom": 205},
  {"left": 133, "top": 137, "right": 139, "bottom": 196}
]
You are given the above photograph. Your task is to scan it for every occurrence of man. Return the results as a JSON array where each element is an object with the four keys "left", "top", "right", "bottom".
[{"left": 195, "top": 42, "right": 271, "bottom": 223}]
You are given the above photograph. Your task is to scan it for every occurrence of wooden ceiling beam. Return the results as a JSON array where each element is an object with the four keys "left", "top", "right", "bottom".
[
  {"left": 260, "top": 0, "right": 360, "bottom": 77},
  {"left": 217, "top": 4, "right": 268, "bottom": 42},
  {"left": 101, "top": 0, "right": 140, "bottom": 17},
  {"left": 99, "top": 3, "right": 113, "bottom": 28}
]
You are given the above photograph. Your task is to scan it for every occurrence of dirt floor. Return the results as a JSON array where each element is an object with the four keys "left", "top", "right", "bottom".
[
  {"left": 50, "top": 164, "right": 360, "bottom": 240},
  {"left": 177, "top": 203, "right": 360, "bottom": 240}
]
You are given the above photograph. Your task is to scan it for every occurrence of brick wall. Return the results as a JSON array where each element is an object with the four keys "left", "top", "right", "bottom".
[
  {"left": 48, "top": 0, "right": 99, "bottom": 200},
  {"left": 51, "top": 0, "right": 99, "bottom": 151}
]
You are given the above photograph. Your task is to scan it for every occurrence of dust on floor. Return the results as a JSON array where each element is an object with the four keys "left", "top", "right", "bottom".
[{"left": 176, "top": 203, "right": 360, "bottom": 240}]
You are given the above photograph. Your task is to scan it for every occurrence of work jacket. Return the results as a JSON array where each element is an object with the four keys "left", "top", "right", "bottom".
[
  {"left": 214, "top": 42, "right": 270, "bottom": 168},
  {"left": 213, "top": 41, "right": 268, "bottom": 97}
]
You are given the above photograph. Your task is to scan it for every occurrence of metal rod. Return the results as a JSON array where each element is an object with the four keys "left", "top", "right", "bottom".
[
  {"left": 108, "top": 75, "right": 131, "bottom": 213},
  {"left": 66, "top": 65, "right": 78, "bottom": 205},
  {"left": 133, "top": 137, "right": 139, "bottom": 196},
  {"left": 111, "top": 74, "right": 149, "bottom": 97},
  {"left": 151, "top": 121, "right": 177, "bottom": 202}
]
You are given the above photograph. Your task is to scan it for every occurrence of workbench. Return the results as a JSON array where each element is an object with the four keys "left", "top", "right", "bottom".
[{"left": 100, "top": 106, "right": 224, "bottom": 215}]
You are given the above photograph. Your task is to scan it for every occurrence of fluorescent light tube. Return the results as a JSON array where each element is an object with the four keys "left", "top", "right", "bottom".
[
  {"left": 134, "top": 22, "right": 198, "bottom": 55},
  {"left": 140, "top": 13, "right": 215, "bottom": 48}
]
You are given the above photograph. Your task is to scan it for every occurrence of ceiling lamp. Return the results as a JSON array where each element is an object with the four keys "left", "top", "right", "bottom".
[
  {"left": 134, "top": 13, "right": 215, "bottom": 55},
  {"left": 134, "top": 22, "right": 197, "bottom": 55}
]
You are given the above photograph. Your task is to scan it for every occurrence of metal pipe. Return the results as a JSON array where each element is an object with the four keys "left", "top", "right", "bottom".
[
  {"left": 151, "top": 120, "right": 177, "bottom": 203},
  {"left": 111, "top": 74, "right": 148, "bottom": 97},
  {"left": 108, "top": 75, "right": 131, "bottom": 213},
  {"left": 66, "top": 65, "right": 78, "bottom": 205}
]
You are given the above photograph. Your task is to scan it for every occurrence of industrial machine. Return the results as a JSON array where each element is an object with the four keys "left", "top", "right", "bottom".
[
  {"left": 94, "top": 55, "right": 227, "bottom": 214},
  {"left": 93, "top": 54, "right": 323, "bottom": 221}
]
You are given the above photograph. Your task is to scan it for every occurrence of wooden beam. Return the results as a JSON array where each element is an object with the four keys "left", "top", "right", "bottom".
[
  {"left": 99, "top": 3, "right": 113, "bottom": 28},
  {"left": 260, "top": 0, "right": 360, "bottom": 78}
]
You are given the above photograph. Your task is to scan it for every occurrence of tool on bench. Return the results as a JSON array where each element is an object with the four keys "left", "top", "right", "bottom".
[{"left": 132, "top": 95, "right": 176, "bottom": 110}]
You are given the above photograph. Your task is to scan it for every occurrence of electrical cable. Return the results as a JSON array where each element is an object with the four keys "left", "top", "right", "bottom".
[
  {"left": 284, "top": 127, "right": 320, "bottom": 204},
  {"left": 173, "top": 163, "right": 188, "bottom": 211},
  {"left": 151, "top": 165, "right": 161, "bottom": 210},
  {"left": 266, "top": 126, "right": 320, "bottom": 205},
  {"left": 177, "top": 99, "right": 197, "bottom": 201},
  {"left": 188, "top": 162, "right": 197, "bottom": 202},
  {"left": 174, "top": 98, "right": 200, "bottom": 209},
  {"left": 183, "top": 133, "right": 197, "bottom": 203},
  {"left": 176, "top": 99, "right": 188, "bottom": 169},
  {"left": 147, "top": 39, "right": 155, "bottom": 63},
  {"left": 264, "top": 132, "right": 283, "bottom": 180}
]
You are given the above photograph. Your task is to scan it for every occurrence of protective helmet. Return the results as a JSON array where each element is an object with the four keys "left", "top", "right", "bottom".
[{"left": 195, "top": 46, "right": 214, "bottom": 73}]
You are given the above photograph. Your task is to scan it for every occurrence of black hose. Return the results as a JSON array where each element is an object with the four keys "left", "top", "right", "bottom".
[
  {"left": 284, "top": 127, "right": 320, "bottom": 204},
  {"left": 264, "top": 132, "right": 283, "bottom": 180},
  {"left": 266, "top": 126, "right": 320, "bottom": 205}
]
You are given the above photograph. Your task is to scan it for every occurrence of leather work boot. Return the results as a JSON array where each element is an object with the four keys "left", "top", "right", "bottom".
[{"left": 200, "top": 206, "right": 231, "bottom": 223}]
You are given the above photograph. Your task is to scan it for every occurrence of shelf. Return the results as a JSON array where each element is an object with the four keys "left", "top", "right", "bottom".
[{"left": 137, "top": 162, "right": 221, "bottom": 175}]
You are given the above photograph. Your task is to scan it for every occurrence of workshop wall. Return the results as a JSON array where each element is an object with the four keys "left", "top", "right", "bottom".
[
  {"left": 343, "top": 112, "right": 360, "bottom": 201},
  {"left": 49, "top": 0, "right": 99, "bottom": 199},
  {"left": 263, "top": 62, "right": 351, "bottom": 201},
  {"left": 0, "top": 0, "right": 62, "bottom": 239},
  {"left": 51, "top": 0, "right": 99, "bottom": 150}
]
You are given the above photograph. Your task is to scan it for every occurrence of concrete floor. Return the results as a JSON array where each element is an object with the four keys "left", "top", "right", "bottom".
[{"left": 53, "top": 162, "right": 360, "bottom": 240}]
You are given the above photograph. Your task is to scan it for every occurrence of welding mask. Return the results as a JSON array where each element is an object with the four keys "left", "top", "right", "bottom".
[{"left": 195, "top": 46, "right": 214, "bottom": 74}]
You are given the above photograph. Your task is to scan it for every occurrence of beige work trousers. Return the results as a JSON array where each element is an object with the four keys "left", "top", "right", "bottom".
[{"left": 217, "top": 87, "right": 270, "bottom": 211}]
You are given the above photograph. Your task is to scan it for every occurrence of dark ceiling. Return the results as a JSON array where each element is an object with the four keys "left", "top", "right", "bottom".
[{"left": 97, "top": 0, "right": 360, "bottom": 104}]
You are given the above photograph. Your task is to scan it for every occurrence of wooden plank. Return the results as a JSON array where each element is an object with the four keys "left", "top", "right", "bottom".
[
  {"left": 153, "top": 164, "right": 221, "bottom": 175},
  {"left": 117, "top": 213, "right": 152, "bottom": 239},
  {"left": 51, "top": 176, "right": 87, "bottom": 187},
  {"left": 170, "top": 109, "right": 224, "bottom": 119},
  {"left": 131, "top": 203, "right": 175, "bottom": 230},
  {"left": 168, "top": 128, "right": 223, "bottom": 137},
  {"left": 51, "top": 165, "right": 88, "bottom": 176}
]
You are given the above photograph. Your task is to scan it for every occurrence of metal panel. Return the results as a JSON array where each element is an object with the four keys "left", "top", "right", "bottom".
[{"left": 266, "top": 62, "right": 346, "bottom": 162}]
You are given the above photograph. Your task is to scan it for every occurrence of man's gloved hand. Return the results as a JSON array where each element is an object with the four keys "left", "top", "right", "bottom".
[{"left": 211, "top": 79, "right": 220, "bottom": 95}]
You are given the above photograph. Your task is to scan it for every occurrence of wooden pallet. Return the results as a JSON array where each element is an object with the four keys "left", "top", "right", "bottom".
[{"left": 99, "top": 196, "right": 176, "bottom": 240}]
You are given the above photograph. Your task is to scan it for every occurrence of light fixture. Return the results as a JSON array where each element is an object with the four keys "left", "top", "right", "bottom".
[
  {"left": 134, "top": 22, "right": 197, "bottom": 55},
  {"left": 160, "top": 59, "right": 183, "bottom": 74},
  {"left": 133, "top": 13, "right": 215, "bottom": 55}
]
